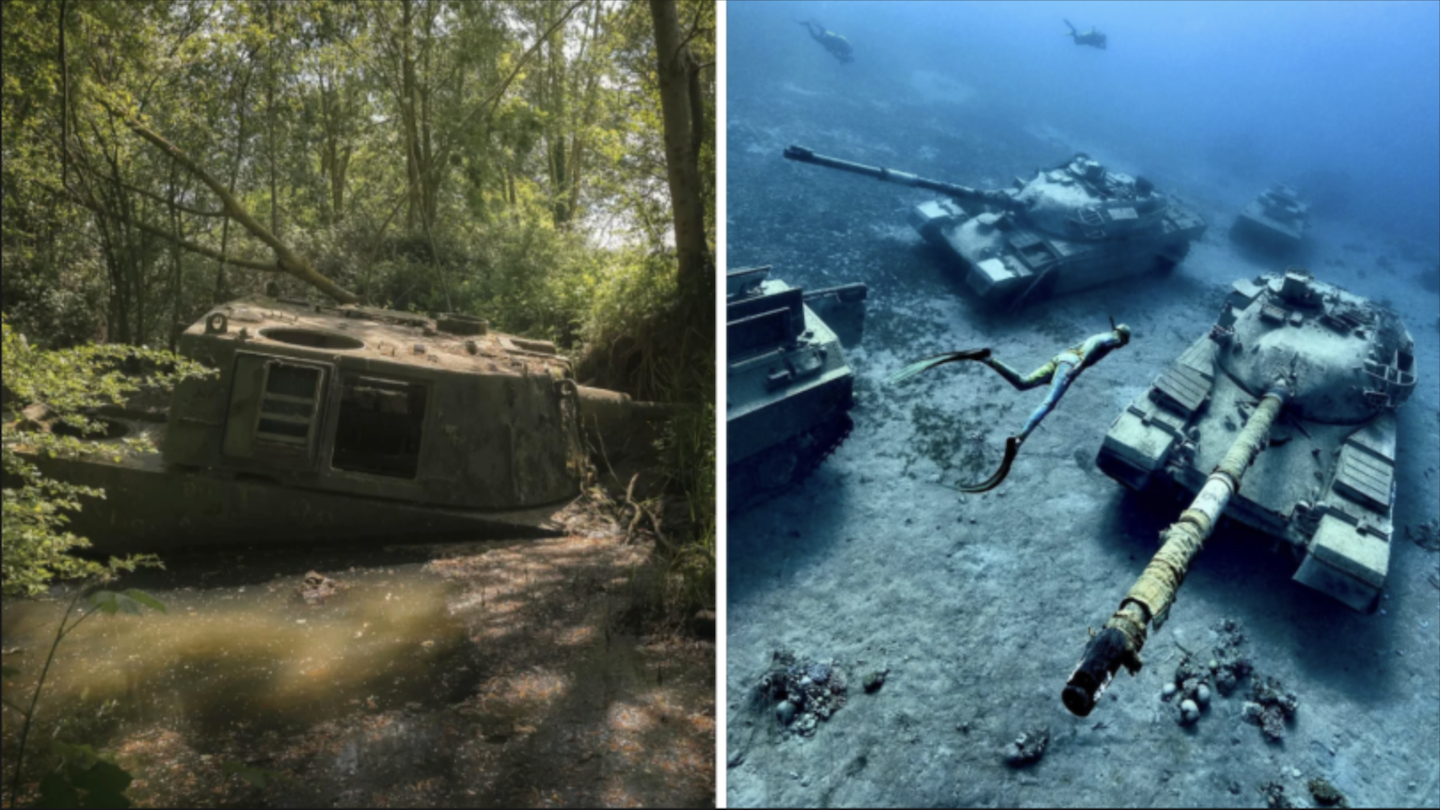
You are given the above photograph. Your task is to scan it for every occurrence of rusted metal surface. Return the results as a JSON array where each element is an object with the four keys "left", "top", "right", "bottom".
[{"left": 21, "top": 295, "right": 677, "bottom": 551}]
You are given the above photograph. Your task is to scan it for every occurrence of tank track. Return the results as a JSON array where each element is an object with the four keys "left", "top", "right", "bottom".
[{"left": 728, "top": 410, "right": 854, "bottom": 514}]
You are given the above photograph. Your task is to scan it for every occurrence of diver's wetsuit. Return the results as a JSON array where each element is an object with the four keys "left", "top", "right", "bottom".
[
  {"left": 983, "top": 327, "right": 1130, "bottom": 443},
  {"left": 799, "top": 20, "right": 854, "bottom": 63},
  {"left": 889, "top": 325, "right": 1131, "bottom": 492},
  {"left": 1064, "top": 19, "right": 1108, "bottom": 50}
]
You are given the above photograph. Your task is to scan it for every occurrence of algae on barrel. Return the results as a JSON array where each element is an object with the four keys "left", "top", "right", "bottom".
[{"left": 1065, "top": 269, "right": 1417, "bottom": 715}]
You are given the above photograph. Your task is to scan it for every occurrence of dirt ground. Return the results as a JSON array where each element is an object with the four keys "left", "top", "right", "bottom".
[
  {"left": 725, "top": 79, "right": 1440, "bottom": 808},
  {"left": 2, "top": 496, "right": 714, "bottom": 808}
]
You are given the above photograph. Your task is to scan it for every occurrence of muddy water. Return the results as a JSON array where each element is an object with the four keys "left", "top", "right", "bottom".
[{"left": 2, "top": 527, "right": 715, "bottom": 807}]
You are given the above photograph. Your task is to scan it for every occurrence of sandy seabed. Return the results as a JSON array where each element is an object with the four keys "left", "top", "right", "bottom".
[{"left": 725, "top": 77, "right": 1440, "bottom": 809}]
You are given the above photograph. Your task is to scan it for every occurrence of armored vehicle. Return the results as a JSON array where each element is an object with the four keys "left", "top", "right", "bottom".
[
  {"left": 1064, "top": 269, "right": 1416, "bottom": 715},
  {"left": 1230, "top": 184, "right": 1309, "bottom": 254},
  {"left": 783, "top": 146, "right": 1207, "bottom": 307},
  {"left": 728, "top": 266, "right": 867, "bottom": 513},
  {"left": 26, "top": 295, "right": 670, "bottom": 551}
]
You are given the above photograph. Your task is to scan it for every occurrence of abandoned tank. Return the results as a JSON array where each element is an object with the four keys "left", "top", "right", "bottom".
[
  {"left": 727, "top": 266, "right": 866, "bottom": 513},
  {"left": 782, "top": 146, "right": 1207, "bottom": 307},
  {"left": 26, "top": 295, "right": 670, "bottom": 551},
  {"left": 1230, "top": 183, "right": 1309, "bottom": 255},
  {"left": 1064, "top": 268, "right": 1417, "bottom": 715}
]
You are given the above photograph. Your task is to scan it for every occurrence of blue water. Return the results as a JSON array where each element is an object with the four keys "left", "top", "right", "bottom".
[{"left": 728, "top": 0, "right": 1440, "bottom": 247}]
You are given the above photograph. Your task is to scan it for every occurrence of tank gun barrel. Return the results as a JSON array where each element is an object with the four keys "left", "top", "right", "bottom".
[
  {"left": 1062, "top": 379, "right": 1291, "bottom": 718},
  {"left": 783, "top": 145, "right": 1021, "bottom": 211}
]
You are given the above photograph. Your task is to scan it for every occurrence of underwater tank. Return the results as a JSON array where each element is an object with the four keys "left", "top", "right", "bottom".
[
  {"left": 783, "top": 146, "right": 1207, "bottom": 308},
  {"left": 1230, "top": 183, "right": 1310, "bottom": 254},
  {"left": 727, "top": 266, "right": 866, "bottom": 513},
  {"left": 1065, "top": 269, "right": 1417, "bottom": 715}
]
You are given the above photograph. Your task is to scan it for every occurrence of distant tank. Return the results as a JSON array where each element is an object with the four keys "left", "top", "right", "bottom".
[
  {"left": 1230, "top": 184, "right": 1309, "bottom": 254},
  {"left": 1065, "top": 269, "right": 1417, "bottom": 715},
  {"left": 783, "top": 146, "right": 1207, "bottom": 308},
  {"left": 21, "top": 295, "right": 672, "bottom": 551},
  {"left": 727, "top": 266, "right": 866, "bottom": 513}
]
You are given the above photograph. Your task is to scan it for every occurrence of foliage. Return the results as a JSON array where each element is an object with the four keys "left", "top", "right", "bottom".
[
  {"left": 1, "top": 0, "right": 715, "bottom": 616},
  {"left": 658, "top": 402, "right": 716, "bottom": 612},
  {"left": 3, "top": 585, "right": 166, "bottom": 809},
  {"left": 1, "top": 318, "right": 211, "bottom": 597},
  {"left": 34, "top": 745, "right": 132, "bottom": 809}
]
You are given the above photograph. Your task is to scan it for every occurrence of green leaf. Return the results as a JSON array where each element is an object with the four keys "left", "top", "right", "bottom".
[
  {"left": 52, "top": 742, "right": 101, "bottom": 770},
  {"left": 114, "top": 593, "right": 143, "bottom": 616},
  {"left": 71, "top": 759, "right": 133, "bottom": 797},
  {"left": 86, "top": 590, "right": 142, "bottom": 616},
  {"left": 35, "top": 773, "right": 80, "bottom": 809},
  {"left": 88, "top": 590, "right": 120, "bottom": 615},
  {"left": 122, "top": 589, "right": 166, "bottom": 613}
]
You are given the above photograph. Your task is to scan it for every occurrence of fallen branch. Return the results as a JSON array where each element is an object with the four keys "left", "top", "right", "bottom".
[{"left": 92, "top": 95, "right": 358, "bottom": 304}]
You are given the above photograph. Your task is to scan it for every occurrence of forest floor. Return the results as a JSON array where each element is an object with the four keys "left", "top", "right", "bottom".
[
  {"left": 726, "top": 76, "right": 1440, "bottom": 808},
  {"left": 2, "top": 490, "right": 714, "bottom": 808}
]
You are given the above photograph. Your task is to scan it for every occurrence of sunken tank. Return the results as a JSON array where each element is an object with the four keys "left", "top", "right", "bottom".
[
  {"left": 727, "top": 266, "right": 866, "bottom": 513},
  {"left": 32, "top": 295, "right": 670, "bottom": 550},
  {"left": 1230, "top": 183, "right": 1310, "bottom": 255},
  {"left": 1097, "top": 269, "right": 1416, "bottom": 611},
  {"left": 783, "top": 146, "right": 1207, "bottom": 307},
  {"left": 1063, "top": 269, "right": 1415, "bottom": 716}
]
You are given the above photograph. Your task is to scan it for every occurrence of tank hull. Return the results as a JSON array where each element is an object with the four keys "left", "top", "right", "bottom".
[
  {"left": 27, "top": 443, "right": 571, "bottom": 554},
  {"left": 727, "top": 268, "right": 864, "bottom": 513},
  {"left": 1230, "top": 204, "right": 1305, "bottom": 252},
  {"left": 912, "top": 198, "right": 1206, "bottom": 304},
  {"left": 1096, "top": 272, "right": 1415, "bottom": 611},
  {"left": 782, "top": 148, "right": 1208, "bottom": 307},
  {"left": 1229, "top": 186, "right": 1309, "bottom": 255},
  {"left": 11, "top": 295, "right": 678, "bottom": 552}
]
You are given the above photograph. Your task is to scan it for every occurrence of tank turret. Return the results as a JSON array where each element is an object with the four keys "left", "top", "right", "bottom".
[
  {"left": 782, "top": 146, "right": 1206, "bottom": 307},
  {"left": 1069, "top": 269, "right": 1417, "bottom": 713},
  {"left": 727, "top": 266, "right": 866, "bottom": 512}
]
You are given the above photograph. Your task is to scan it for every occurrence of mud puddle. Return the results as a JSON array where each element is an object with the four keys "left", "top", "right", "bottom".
[{"left": 2, "top": 506, "right": 714, "bottom": 807}]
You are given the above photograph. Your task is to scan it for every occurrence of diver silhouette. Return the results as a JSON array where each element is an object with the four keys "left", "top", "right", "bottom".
[
  {"left": 1064, "top": 19, "right": 1108, "bottom": 50},
  {"left": 798, "top": 19, "right": 854, "bottom": 64},
  {"left": 889, "top": 321, "right": 1132, "bottom": 492}
]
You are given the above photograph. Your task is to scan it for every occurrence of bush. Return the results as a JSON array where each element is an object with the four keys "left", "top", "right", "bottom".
[{"left": 1, "top": 318, "right": 211, "bottom": 597}]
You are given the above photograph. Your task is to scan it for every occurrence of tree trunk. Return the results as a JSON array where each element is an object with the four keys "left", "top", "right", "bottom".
[
  {"left": 95, "top": 97, "right": 358, "bottom": 304},
  {"left": 266, "top": 0, "right": 281, "bottom": 240},
  {"left": 648, "top": 0, "right": 710, "bottom": 302}
]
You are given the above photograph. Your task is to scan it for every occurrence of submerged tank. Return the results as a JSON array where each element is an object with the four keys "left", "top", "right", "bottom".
[
  {"left": 23, "top": 295, "right": 671, "bottom": 551},
  {"left": 727, "top": 266, "right": 867, "bottom": 513},
  {"left": 1065, "top": 269, "right": 1417, "bottom": 715},
  {"left": 1230, "top": 183, "right": 1309, "bottom": 254},
  {"left": 783, "top": 146, "right": 1207, "bottom": 307}
]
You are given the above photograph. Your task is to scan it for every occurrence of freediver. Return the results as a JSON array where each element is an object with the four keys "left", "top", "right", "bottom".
[
  {"left": 889, "top": 321, "right": 1132, "bottom": 493},
  {"left": 1064, "top": 19, "right": 1108, "bottom": 50},
  {"left": 798, "top": 19, "right": 854, "bottom": 64}
]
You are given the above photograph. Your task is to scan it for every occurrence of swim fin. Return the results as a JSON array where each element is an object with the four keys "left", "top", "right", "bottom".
[
  {"left": 888, "top": 348, "right": 993, "bottom": 385},
  {"left": 958, "top": 435, "right": 1021, "bottom": 494}
]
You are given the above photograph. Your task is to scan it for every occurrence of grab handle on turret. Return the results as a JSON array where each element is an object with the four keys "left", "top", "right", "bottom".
[{"left": 783, "top": 145, "right": 1020, "bottom": 210}]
